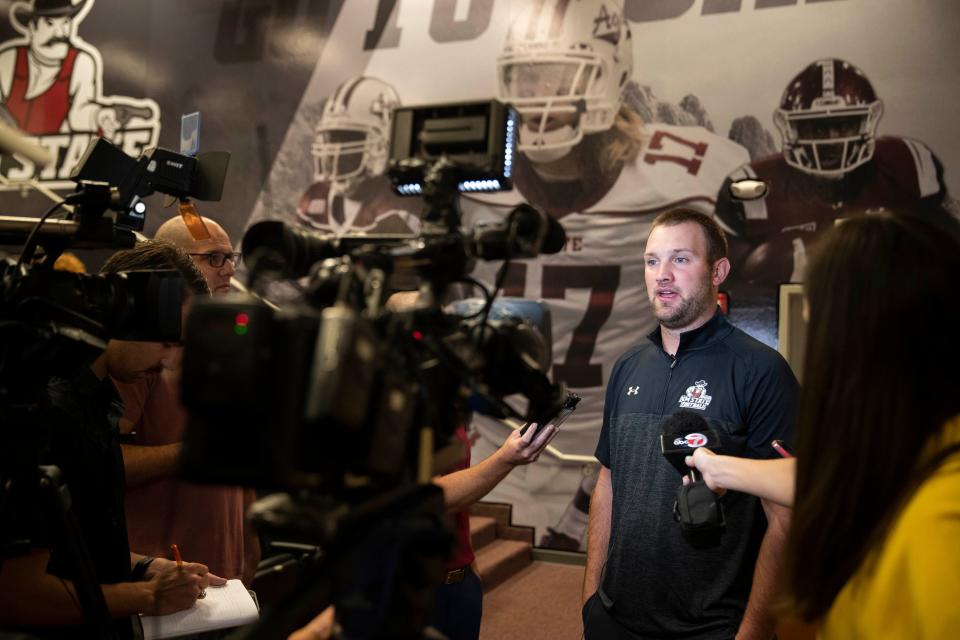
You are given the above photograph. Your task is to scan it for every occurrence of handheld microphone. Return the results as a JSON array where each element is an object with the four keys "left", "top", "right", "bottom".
[
  {"left": 659, "top": 410, "right": 721, "bottom": 481},
  {"left": 661, "top": 411, "right": 726, "bottom": 548}
]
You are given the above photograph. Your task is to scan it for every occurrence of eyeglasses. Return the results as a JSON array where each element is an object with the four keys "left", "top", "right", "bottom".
[{"left": 189, "top": 252, "right": 241, "bottom": 268}]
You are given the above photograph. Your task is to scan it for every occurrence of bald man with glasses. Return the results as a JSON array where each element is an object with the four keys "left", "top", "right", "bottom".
[
  {"left": 115, "top": 214, "right": 260, "bottom": 586},
  {"left": 156, "top": 216, "right": 238, "bottom": 294}
]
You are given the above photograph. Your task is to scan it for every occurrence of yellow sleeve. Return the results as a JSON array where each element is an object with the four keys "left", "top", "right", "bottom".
[
  {"left": 822, "top": 464, "right": 960, "bottom": 639},
  {"left": 896, "top": 468, "right": 960, "bottom": 639}
]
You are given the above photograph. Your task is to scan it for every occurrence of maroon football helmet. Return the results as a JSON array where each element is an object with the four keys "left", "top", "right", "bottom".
[{"left": 773, "top": 59, "right": 883, "bottom": 178}]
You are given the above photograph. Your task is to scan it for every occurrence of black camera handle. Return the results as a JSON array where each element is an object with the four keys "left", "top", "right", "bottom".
[{"left": 0, "top": 463, "right": 118, "bottom": 639}]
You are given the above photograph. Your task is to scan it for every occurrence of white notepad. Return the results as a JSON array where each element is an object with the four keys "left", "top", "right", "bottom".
[{"left": 141, "top": 579, "right": 259, "bottom": 639}]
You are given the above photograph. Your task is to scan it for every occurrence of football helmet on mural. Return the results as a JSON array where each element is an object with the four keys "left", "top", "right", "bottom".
[
  {"left": 773, "top": 58, "right": 884, "bottom": 178},
  {"left": 311, "top": 76, "right": 400, "bottom": 195},
  {"left": 497, "top": 0, "right": 632, "bottom": 163}
]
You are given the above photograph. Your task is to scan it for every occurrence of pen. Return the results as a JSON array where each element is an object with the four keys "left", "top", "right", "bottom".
[
  {"left": 771, "top": 439, "right": 794, "bottom": 458},
  {"left": 170, "top": 543, "right": 182, "bottom": 569}
]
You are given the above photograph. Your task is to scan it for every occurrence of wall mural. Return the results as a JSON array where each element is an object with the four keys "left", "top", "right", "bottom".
[
  {"left": 0, "top": 0, "right": 159, "bottom": 189},
  {"left": 1, "top": 0, "right": 958, "bottom": 551}
]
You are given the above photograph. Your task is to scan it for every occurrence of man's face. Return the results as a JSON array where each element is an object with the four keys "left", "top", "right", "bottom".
[
  {"left": 186, "top": 226, "right": 236, "bottom": 295},
  {"left": 28, "top": 16, "right": 72, "bottom": 62},
  {"left": 104, "top": 297, "right": 192, "bottom": 381},
  {"left": 644, "top": 222, "right": 718, "bottom": 330},
  {"left": 105, "top": 340, "right": 179, "bottom": 383}
]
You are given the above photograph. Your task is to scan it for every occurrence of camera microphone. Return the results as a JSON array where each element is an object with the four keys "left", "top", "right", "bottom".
[
  {"left": 472, "top": 204, "right": 566, "bottom": 260},
  {"left": 512, "top": 204, "right": 566, "bottom": 255},
  {"left": 659, "top": 410, "right": 721, "bottom": 480},
  {"left": 242, "top": 220, "right": 417, "bottom": 281}
]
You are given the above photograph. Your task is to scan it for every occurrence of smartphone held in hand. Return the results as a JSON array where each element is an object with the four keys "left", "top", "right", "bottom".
[{"left": 520, "top": 392, "right": 581, "bottom": 435}]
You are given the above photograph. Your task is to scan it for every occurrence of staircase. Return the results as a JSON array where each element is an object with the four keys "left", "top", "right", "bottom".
[{"left": 469, "top": 502, "right": 534, "bottom": 592}]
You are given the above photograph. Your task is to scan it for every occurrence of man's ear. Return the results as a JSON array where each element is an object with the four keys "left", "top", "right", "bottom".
[{"left": 712, "top": 257, "right": 731, "bottom": 287}]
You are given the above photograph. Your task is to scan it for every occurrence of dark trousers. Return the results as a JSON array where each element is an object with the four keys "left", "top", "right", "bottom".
[{"left": 431, "top": 567, "right": 483, "bottom": 640}]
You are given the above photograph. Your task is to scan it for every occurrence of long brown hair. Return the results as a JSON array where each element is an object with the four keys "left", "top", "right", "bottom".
[
  {"left": 577, "top": 104, "right": 646, "bottom": 184},
  {"left": 785, "top": 212, "right": 960, "bottom": 620}
]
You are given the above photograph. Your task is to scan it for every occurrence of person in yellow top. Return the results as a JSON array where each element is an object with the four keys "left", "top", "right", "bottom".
[
  {"left": 821, "top": 418, "right": 960, "bottom": 639},
  {"left": 685, "top": 211, "right": 960, "bottom": 638}
]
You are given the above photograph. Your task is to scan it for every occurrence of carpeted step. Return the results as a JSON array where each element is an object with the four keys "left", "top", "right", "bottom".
[
  {"left": 470, "top": 502, "right": 534, "bottom": 545},
  {"left": 470, "top": 515, "right": 498, "bottom": 551},
  {"left": 475, "top": 538, "right": 532, "bottom": 592}
]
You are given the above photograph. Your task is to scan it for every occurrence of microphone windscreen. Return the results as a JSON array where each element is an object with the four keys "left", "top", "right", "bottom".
[
  {"left": 539, "top": 214, "right": 566, "bottom": 254},
  {"left": 660, "top": 411, "right": 721, "bottom": 474},
  {"left": 662, "top": 410, "right": 710, "bottom": 439},
  {"left": 511, "top": 204, "right": 566, "bottom": 255}
]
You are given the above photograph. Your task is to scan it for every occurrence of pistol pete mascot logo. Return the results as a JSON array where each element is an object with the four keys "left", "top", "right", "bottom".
[
  {"left": 0, "top": 0, "right": 160, "bottom": 188},
  {"left": 678, "top": 380, "right": 712, "bottom": 410}
]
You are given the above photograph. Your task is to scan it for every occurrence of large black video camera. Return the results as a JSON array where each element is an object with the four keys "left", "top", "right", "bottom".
[
  {"left": 0, "top": 136, "right": 227, "bottom": 638},
  {"left": 179, "top": 100, "right": 566, "bottom": 498},
  {"left": 176, "top": 99, "right": 565, "bottom": 639},
  {"left": 0, "top": 135, "right": 229, "bottom": 386},
  {"left": 0, "top": 135, "right": 231, "bottom": 388}
]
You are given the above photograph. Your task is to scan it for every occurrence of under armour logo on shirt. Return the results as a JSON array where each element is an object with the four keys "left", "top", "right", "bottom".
[{"left": 626, "top": 386, "right": 640, "bottom": 396}]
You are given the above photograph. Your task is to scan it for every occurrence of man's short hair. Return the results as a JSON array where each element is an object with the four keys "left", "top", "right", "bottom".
[
  {"left": 651, "top": 208, "right": 728, "bottom": 266},
  {"left": 100, "top": 240, "right": 210, "bottom": 295}
]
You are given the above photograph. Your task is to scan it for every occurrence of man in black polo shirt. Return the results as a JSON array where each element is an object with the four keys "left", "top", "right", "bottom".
[
  {"left": 0, "top": 242, "right": 224, "bottom": 639},
  {"left": 582, "top": 209, "right": 798, "bottom": 640}
]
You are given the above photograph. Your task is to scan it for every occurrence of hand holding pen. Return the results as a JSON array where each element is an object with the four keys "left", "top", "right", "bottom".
[{"left": 137, "top": 545, "right": 227, "bottom": 615}]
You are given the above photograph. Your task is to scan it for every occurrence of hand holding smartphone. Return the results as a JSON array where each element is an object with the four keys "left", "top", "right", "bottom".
[{"left": 520, "top": 392, "right": 581, "bottom": 436}]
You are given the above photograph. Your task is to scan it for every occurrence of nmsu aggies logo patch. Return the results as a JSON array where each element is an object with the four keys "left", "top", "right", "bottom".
[{"left": 678, "top": 380, "right": 712, "bottom": 410}]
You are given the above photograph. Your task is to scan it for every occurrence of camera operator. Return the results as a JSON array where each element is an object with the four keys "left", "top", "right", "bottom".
[
  {"left": 115, "top": 214, "right": 259, "bottom": 585},
  {"left": 0, "top": 241, "right": 224, "bottom": 639}
]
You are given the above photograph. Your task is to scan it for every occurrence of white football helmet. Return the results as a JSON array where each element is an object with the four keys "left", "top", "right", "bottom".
[
  {"left": 497, "top": 0, "right": 633, "bottom": 163},
  {"left": 312, "top": 76, "right": 400, "bottom": 195}
]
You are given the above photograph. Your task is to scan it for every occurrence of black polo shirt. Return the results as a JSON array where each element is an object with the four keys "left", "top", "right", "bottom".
[{"left": 594, "top": 311, "right": 798, "bottom": 639}]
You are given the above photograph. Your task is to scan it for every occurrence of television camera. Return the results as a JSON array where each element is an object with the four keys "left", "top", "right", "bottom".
[
  {"left": 1, "top": 134, "right": 231, "bottom": 397},
  {"left": 0, "top": 136, "right": 229, "bottom": 638},
  {"left": 178, "top": 100, "right": 569, "bottom": 638}
]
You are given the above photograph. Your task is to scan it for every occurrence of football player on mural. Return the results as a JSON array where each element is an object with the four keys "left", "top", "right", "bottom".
[
  {"left": 717, "top": 58, "right": 956, "bottom": 289},
  {"left": 295, "top": 75, "right": 421, "bottom": 237},
  {"left": 460, "top": 0, "right": 751, "bottom": 549}
]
